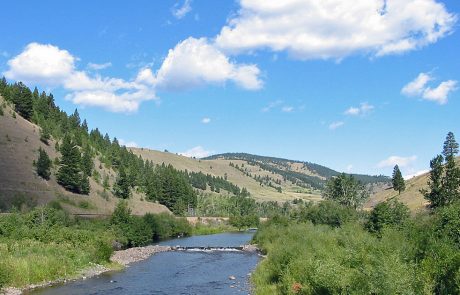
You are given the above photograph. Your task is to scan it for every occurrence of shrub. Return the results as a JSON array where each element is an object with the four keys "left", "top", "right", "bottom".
[
  {"left": 366, "top": 198, "right": 410, "bottom": 234},
  {"left": 297, "top": 200, "right": 358, "bottom": 227}
]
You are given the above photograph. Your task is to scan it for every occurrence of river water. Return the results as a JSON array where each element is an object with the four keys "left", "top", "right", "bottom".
[{"left": 30, "top": 232, "right": 259, "bottom": 295}]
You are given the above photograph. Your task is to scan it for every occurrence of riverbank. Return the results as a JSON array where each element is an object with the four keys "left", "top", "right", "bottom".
[{"left": 1, "top": 238, "right": 259, "bottom": 295}]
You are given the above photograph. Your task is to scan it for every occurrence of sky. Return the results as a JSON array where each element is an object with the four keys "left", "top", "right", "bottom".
[{"left": 1, "top": 0, "right": 459, "bottom": 178}]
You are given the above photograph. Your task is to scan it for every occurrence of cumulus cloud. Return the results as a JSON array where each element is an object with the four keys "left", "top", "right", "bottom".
[
  {"left": 87, "top": 62, "right": 112, "bottom": 70},
  {"left": 329, "top": 121, "right": 344, "bottom": 130},
  {"left": 172, "top": 0, "right": 192, "bottom": 19},
  {"left": 215, "top": 0, "right": 456, "bottom": 60},
  {"left": 344, "top": 102, "right": 374, "bottom": 116},
  {"left": 179, "top": 146, "right": 214, "bottom": 158},
  {"left": 153, "top": 37, "right": 262, "bottom": 91},
  {"left": 377, "top": 155, "right": 417, "bottom": 168},
  {"left": 201, "top": 117, "right": 211, "bottom": 124},
  {"left": 422, "top": 80, "right": 458, "bottom": 104},
  {"left": 4, "top": 43, "right": 157, "bottom": 113},
  {"left": 5, "top": 43, "right": 75, "bottom": 85},
  {"left": 261, "top": 100, "right": 283, "bottom": 112},
  {"left": 402, "top": 72, "right": 457, "bottom": 104}
]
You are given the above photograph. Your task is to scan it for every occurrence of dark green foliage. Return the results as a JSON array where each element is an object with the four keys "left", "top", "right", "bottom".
[
  {"left": 113, "top": 167, "right": 131, "bottom": 199},
  {"left": 36, "top": 147, "right": 51, "bottom": 180},
  {"left": 443, "top": 132, "right": 459, "bottom": 158},
  {"left": 253, "top": 201, "right": 460, "bottom": 294},
  {"left": 81, "top": 145, "right": 93, "bottom": 176},
  {"left": 111, "top": 200, "right": 132, "bottom": 225},
  {"left": 11, "top": 82, "right": 33, "bottom": 120},
  {"left": 80, "top": 173, "right": 90, "bottom": 195},
  {"left": 366, "top": 198, "right": 410, "bottom": 234},
  {"left": 424, "top": 155, "right": 445, "bottom": 208},
  {"left": 323, "top": 173, "right": 369, "bottom": 209},
  {"left": 57, "top": 135, "right": 82, "bottom": 193},
  {"left": 442, "top": 155, "right": 460, "bottom": 204},
  {"left": 297, "top": 200, "right": 358, "bottom": 227},
  {"left": 229, "top": 214, "right": 259, "bottom": 230},
  {"left": 392, "top": 164, "right": 405, "bottom": 194}
]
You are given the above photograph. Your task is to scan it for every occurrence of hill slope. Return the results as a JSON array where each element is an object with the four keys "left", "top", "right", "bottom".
[
  {"left": 0, "top": 95, "right": 169, "bottom": 215},
  {"left": 368, "top": 157, "right": 460, "bottom": 211},
  {"left": 131, "top": 150, "right": 390, "bottom": 202}
]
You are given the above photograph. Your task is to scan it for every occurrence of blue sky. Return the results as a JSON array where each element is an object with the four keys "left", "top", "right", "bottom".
[{"left": 1, "top": 0, "right": 459, "bottom": 177}]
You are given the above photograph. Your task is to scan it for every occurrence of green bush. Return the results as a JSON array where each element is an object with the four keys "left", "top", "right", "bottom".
[
  {"left": 297, "top": 200, "right": 358, "bottom": 227},
  {"left": 366, "top": 198, "right": 410, "bottom": 234}
]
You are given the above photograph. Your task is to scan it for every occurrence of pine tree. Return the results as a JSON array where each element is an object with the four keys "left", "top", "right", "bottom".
[
  {"left": 443, "top": 132, "right": 459, "bottom": 159},
  {"left": 423, "top": 155, "right": 445, "bottom": 208},
  {"left": 57, "top": 135, "right": 82, "bottom": 193},
  {"left": 392, "top": 165, "right": 405, "bottom": 194},
  {"left": 36, "top": 147, "right": 51, "bottom": 180},
  {"left": 442, "top": 154, "right": 460, "bottom": 205},
  {"left": 81, "top": 145, "right": 93, "bottom": 176},
  {"left": 113, "top": 167, "right": 131, "bottom": 199},
  {"left": 80, "top": 173, "right": 91, "bottom": 195},
  {"left": 12, "top": 82, "right": 33, "bottom": 120}
]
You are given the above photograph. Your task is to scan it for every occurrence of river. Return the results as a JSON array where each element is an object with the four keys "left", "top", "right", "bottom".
[{"left": 30, "top": 232, "right": 259, "bottom": 295}]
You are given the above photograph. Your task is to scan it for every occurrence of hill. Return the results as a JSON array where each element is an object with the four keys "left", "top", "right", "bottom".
[
  {"left": 0, "top": 95, "right": 169, "bottom": 215},
  {"left": 368, "top": 157, "right": 460, "bottom": 211},
  {"left": 131, "top": 150, "right": 390, "bottom": 202}
]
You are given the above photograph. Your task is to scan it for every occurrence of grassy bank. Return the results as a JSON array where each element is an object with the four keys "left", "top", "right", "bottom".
[
  {"left": 0, "top": 201, "right": 191, "bottom": 289},
  {"left": 252, "top": 201, "right": 460, "bottom": 294}
]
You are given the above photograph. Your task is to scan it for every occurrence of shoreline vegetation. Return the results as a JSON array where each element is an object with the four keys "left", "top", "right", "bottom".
[{"left": 0, "top": 200, "right": 251, "bottom": 295}]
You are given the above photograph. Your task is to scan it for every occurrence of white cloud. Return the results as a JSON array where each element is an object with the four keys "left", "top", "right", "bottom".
[
  {"left": 377, "top": 155, "right": 417, "bottom": 168},
  {"left": 4, "top": 43, "right": 157, "bottom": 113},
  {"left": 404, "top": 169, "right": 429, "bottom": 180},
  {"left": 5, "top": 43, "right": 75, "bottom": 85},
  {"left": 281, "top": 106, "right": 294, "bottom": 113},
  {"left": 215, "top": 0, "right": 456, "bottom": 60},
  {"left": 179, "top": 146, "right": 214, "bottom": 158},
  {"left": 401, "top": 72, "right": 432, "bottom": 96},
  {"left": 154, "top": 37, "right": 262, "bottom": 91},
  {"left": 201, "top": 117, "right": 211, "bottom": 124},
  {"left": 402, "top": 72, "right": 457, "bottom": 104},
  {"left": 261, "top": 100, "right": 283, "bottom": 112},
  {"left": 344, "top": 102, "right": 374, "bottom": 116},
  {"left": 119, "top": 139, "right": 138, "bottom": 148},
  {"left": 87, "top": 62, "right": 112, "bottom": 70},
  {"left": 172, "top": 0, "right": 192, "bottom": 19},
  {"left": 329, "top": 121, "right": 344, "bottom": 130},
  {"left": 422, "top": 80, "right": 457, "bottom": 104}
]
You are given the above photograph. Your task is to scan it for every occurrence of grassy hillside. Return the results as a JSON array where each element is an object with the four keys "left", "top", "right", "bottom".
[
  {"left": 368, "top": 157, "right": 460, "bottom": 212},
  {"left": 0, "top": 95, "right": 169, "bottom": 215},
  {"left": 131, "top": 149, "right": 390, "bottom": 203}
]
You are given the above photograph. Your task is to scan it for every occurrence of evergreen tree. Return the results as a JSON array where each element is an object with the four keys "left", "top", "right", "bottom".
[
  {"left": 57, "top": 135, "right": 82, "bottom": 193},
  {"left": 442, "top": 155, "right": 460, "bottom": 205},
  {"left": 80, "top": 173, "right": 91, "bottom": 195},
  {"left": 392, "top": 165, "right": 405, "bottom": 194},
  {"left": 36, "top": 147, "right": 51, "bottom": 180},
  {"left": 81, "top": 145, "right": 93, "bottom": 176},
  {"left": 443, "top": 132, "right": 459, "bottom": 159},
  {"left": 423, "top": 155, "right": 445, "bottom": 208},
  {"left": 12, "top": 82, "right": 33, "bottom": 120},
  {"left": 113, "top": 167, "right": 131, "bottom": 199}
]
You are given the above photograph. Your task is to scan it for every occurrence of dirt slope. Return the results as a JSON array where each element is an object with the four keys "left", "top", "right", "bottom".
[{"left": 0, "top": 96, "right": 169, "bottom": 215}]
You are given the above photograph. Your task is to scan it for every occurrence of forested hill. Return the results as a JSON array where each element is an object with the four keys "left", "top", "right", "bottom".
[{"left": 204, "top": 153, "right": 390, "bottom": 187}]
